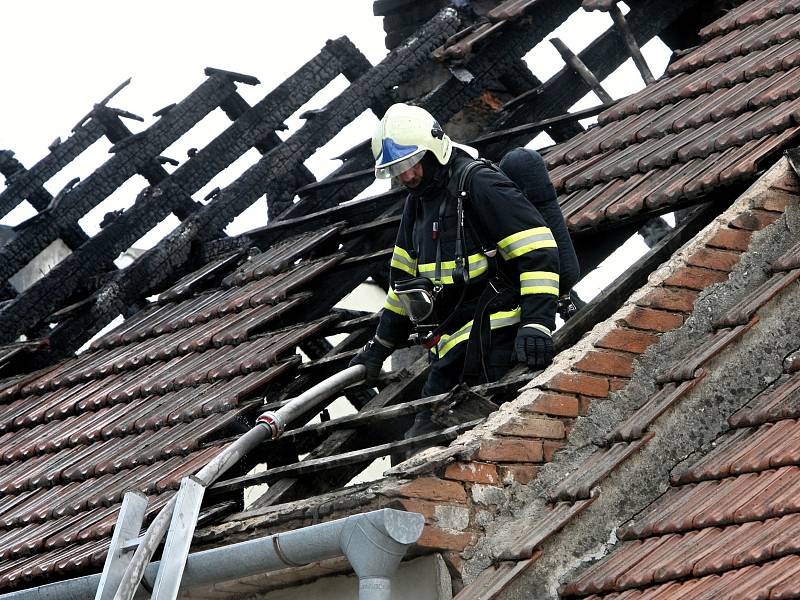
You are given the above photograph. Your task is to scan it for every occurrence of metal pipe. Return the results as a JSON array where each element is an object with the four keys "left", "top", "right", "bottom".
[
  {"left": 0, "top": 508, "right": 424, "bottom": 600},
  {"left": 111, "top": 365, "right": 367, "bottom": 600}
]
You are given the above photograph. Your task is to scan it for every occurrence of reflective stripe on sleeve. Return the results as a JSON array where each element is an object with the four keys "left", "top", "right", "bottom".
[
  {"left": 498, "top": 227, "right": 557, "bottom": 259},
  {"left": 383, "top": 288, "right": 407, "bottom": 316},
  {"left": 417, "top": 253, "right": 489, "bottom": 284},
  {"left": 390, "top": 245, "right": 417, "bottom": 276},
  {"left": 434, "top": 308, "right": 521, "bottom": 357},
  {"left": 520, "top": 271, "right": 560, "bottom": 296}
]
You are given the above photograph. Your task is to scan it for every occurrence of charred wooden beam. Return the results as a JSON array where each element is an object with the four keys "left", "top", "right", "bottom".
[
  {"left": 550, "top": 37, "right": 613, "bottom": 104},
  {"left": 609, "top": 3, "right": 655, "bottom": 85},
  {"left": 218, "top": 91, "right": 316, "bottom": 219},
  {"left": 0, "top": 119, "right": 106, "bottom": 221},
  {"left": 282, "top": 0, "right": 581, "bottom": 220},
  {"left": 92, "top": 107, "right": 199, "bottom": 220},
  {"left": 38, "top": 13, "right": 459, "bottom": 357},
  {"left": 0, "top": 72, "right": 241, "bottom": 293},
  {"left": 490, "top": 0, "right": 699, "bottom": 153},
  {"left": 0, "top": 152, "right": 89, "bottom": 251},
  {"left": 0, "top": 43, "right": 365, "bottom": 345},
  {"left": 470, "top": 101, "right": 615, "bottom": 149}
]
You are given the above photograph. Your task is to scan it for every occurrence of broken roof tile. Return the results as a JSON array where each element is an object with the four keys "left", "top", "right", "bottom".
[
  {"left": 549, "top": 434, "right": 654, "bottom": 502},
  {"left": 730, "top": 371, "right": 800, "bottom": 427},
  {"left": 656, "top": 321, "right": 756, "bottom": 383},
  {"left": 496, "top": 500, "right": 594, "bottom": 561},
  {"left": 605, "top": 378, "right": 703, "bottom": 444}
]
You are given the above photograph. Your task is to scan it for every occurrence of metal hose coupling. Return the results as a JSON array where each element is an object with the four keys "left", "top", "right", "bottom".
[{"left": 256, "top": 411, "right": 285, "bottom": 439}]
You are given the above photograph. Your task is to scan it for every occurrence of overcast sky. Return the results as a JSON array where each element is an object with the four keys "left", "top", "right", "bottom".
[{"left": 0, "top": 1, "right": 672, "bottom": 298}]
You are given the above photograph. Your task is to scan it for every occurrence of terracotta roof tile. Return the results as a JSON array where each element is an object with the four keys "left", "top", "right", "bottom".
[
  {"left": 699, "top": 0, "right": 800, "bottom": 40},
  {"left": 730, "top": 371, "right": 800, "bottom": 427},
  {"left": 656, "top": 322, "right": 756, "bottom": 383},
  {"left": 549, "top": 434, "right": 654, "bottom": 502},
  {"left": 496, "top": 500, "right": 594, "bottom": 560},
  {"left": 605, "top": 378, "right": 703, "bottom": 444},
  {"left": 714, "top": 269, "right": 800, "bottom": 328}
]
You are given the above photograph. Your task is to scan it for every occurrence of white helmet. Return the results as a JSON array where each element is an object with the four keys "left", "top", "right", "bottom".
[{"left": 371, "top": 103, "right": 453, "bottom": 179}]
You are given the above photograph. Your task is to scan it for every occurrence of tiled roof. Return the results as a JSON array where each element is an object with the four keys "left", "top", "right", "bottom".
[
  {"left": 544, "top": 0, "right": 800, "bottom": 232},
  {"left": 0, "top": 227, "right": 343, "bottom": 590},
  {"left": 450, "top": 154, "right": 800, "bottom": 598},
  {"left": 562, "top": 354, "right": 800, "bottom": 598}
]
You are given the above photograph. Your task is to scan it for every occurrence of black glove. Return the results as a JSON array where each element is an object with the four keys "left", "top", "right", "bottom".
[
  {"left": 514, "top": 325, "right": 554, "bottom": 368},
  {"left": 349, "top": 337, "right": 393, "bottom": 385}
]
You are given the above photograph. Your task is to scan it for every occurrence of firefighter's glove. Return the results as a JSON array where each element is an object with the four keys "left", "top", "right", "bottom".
[
  {"left": 514, "top": 325, "right": 554, "bottom": 369},
  {"left": 349, "top": 337, "right": 393, "bottom": 385}
]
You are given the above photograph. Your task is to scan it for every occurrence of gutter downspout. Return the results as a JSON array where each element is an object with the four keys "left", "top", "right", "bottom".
[{"left": 0, "top": 508, "right": 424, "bottom": 600}]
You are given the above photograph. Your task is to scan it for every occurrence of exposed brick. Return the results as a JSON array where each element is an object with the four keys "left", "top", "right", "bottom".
[
  {"left": 476, "top": 437, "right": 543, "bottom": 463},
  {"left": 543, "top": 440, "right": 565, "bottom": 461},
  {"left": 497, "top": 414, "right": 566, "bottom": 439},
  {"left": 596, "top": 327, "right": 659, "bottom": 354},
  {"left": 521, "top": 391, "right": 579, "bottom": 417},
  {"left": 389, "top": 497, "right": 437, "bottom": 521},
  {"left": 416, "top": 525, "right": 477, "bottom": 552},
  {"left": 639, "top": 285, "right": 699, "bottom": 313},
  {"left": 498, "top": 464, "right": 539, "bottom": 485},
  {"left": 707, "top": 227, "right": 753, "bottom": 252},
  {"left": 441, "top": 551, "right": 464, "bottom": 577},
  {"left": 545, "top": 372, "right": 609, "bottom": 398},
  {"left": 621, "top": 307, "right": 684, "bottom": 332},
  {"left": 755, "top": 188, "right": 796, "bottom": 211},
  {"left": 574, "top": 350, "right": 636, "bottom": 378},
  {"left": 687, "top": 247, "right": 741, "bottom": 272},
  {"left": 663, "top": 266, "right": 729, "bottom": 291},
  {"left": 444, "top": 461, "right": 500, "bottom": 485},
  {"left": 609, "top": 377, "right": 629, "bottom": 392},
  {"left": 396, "top": 477, "right": 467, "bottom": 503},
  {"left": 729, "top": 208, "right": 781, "bottom": 231},
  {"left": 768, "top": 170, "right": 800, "bottom": 195},
  {"left": 579, "top": 396, "right": 593, "bottom": 416},
  {"left": 471, "top": 484, "right": 507, "bottom": 506}
]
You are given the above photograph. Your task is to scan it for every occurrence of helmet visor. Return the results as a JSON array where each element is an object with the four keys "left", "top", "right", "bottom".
[{"left": 375, "top": 150, "right": 424, "bottom": 180}]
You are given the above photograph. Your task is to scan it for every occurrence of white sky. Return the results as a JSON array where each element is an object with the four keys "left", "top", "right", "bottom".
[{"left": 0, "top": 1, "right": 673, "bottom": 300}]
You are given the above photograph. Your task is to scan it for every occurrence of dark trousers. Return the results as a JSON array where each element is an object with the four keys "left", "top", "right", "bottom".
[
  {"left": 499, "top": 147, "right": 580, "bottom": 295},
  {"left": 405, "top": 325, "right": 516, "bottom": 439}
]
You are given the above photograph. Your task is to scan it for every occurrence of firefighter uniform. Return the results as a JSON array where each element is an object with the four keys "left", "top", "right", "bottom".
[{"left": 375, "top": 150, "right": 560, "bottom": 398}]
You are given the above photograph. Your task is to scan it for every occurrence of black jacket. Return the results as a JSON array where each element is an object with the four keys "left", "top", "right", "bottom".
[{"left": 376, "top": 151, "right": 560, "bottom": 354}]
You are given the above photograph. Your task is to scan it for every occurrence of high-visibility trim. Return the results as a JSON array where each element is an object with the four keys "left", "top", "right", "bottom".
[
  {"left": 418, "top": 253, "right": 489, "bottom": 284},
  {"left": 498, "top": 227, "right": 557, "bottom": 259},
  {"left": 522, "top": 323, "right": 552, "bottom": 336},
  {"left": 390, "top": 245, "right": 417, "bottom": 276},
  {"left": 520, "top": 271, "right": 560, "bottom": 296},
  {"left": 434, "top": 308, "right": 521, "bottom": 357},
  {"left": 383, "top": 289, "right": 407, "bottom": 316}
]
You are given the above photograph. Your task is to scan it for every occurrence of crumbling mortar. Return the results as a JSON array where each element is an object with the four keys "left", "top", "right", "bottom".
[{"left": 459, "top": 161, "right": 800, "bottom": 592}]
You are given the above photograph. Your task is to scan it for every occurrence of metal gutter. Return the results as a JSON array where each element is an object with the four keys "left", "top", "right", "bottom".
[{"left": 0, "top": 507, "right": 424, "bottom": 600}]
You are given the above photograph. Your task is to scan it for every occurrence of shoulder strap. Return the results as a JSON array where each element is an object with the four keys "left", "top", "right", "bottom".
[{"left": 454, "top": 158, "right": 497, "bottom": 255}]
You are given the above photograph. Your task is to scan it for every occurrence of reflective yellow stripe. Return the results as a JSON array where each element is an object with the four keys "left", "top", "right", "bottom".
[
  {"left": 434, "top": 308, "right": 521, "bottom": 357},
  {"left": 520, "top": 271, "right": 559, "bottom": 296},
  {"left": 390, "top": 245, "right": 417, "bottom": 276},
  {"left": 498, "top": 227, "right": 556, "bottom": 259},
  {"left": 417, "top": 253, "right": 489, "bottom": 284},
  {"left": 383, "top": 289, "right": 407, "bottom": 316}
]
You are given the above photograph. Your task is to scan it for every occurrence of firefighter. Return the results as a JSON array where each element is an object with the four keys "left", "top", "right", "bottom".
[{"left": 350, "top": 103, "right": 577, "bottom": 437}]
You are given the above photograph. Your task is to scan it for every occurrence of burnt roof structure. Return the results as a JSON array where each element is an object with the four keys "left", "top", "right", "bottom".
[{"left": 1, "top": 0, "right": 800, "bottom": 597}]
